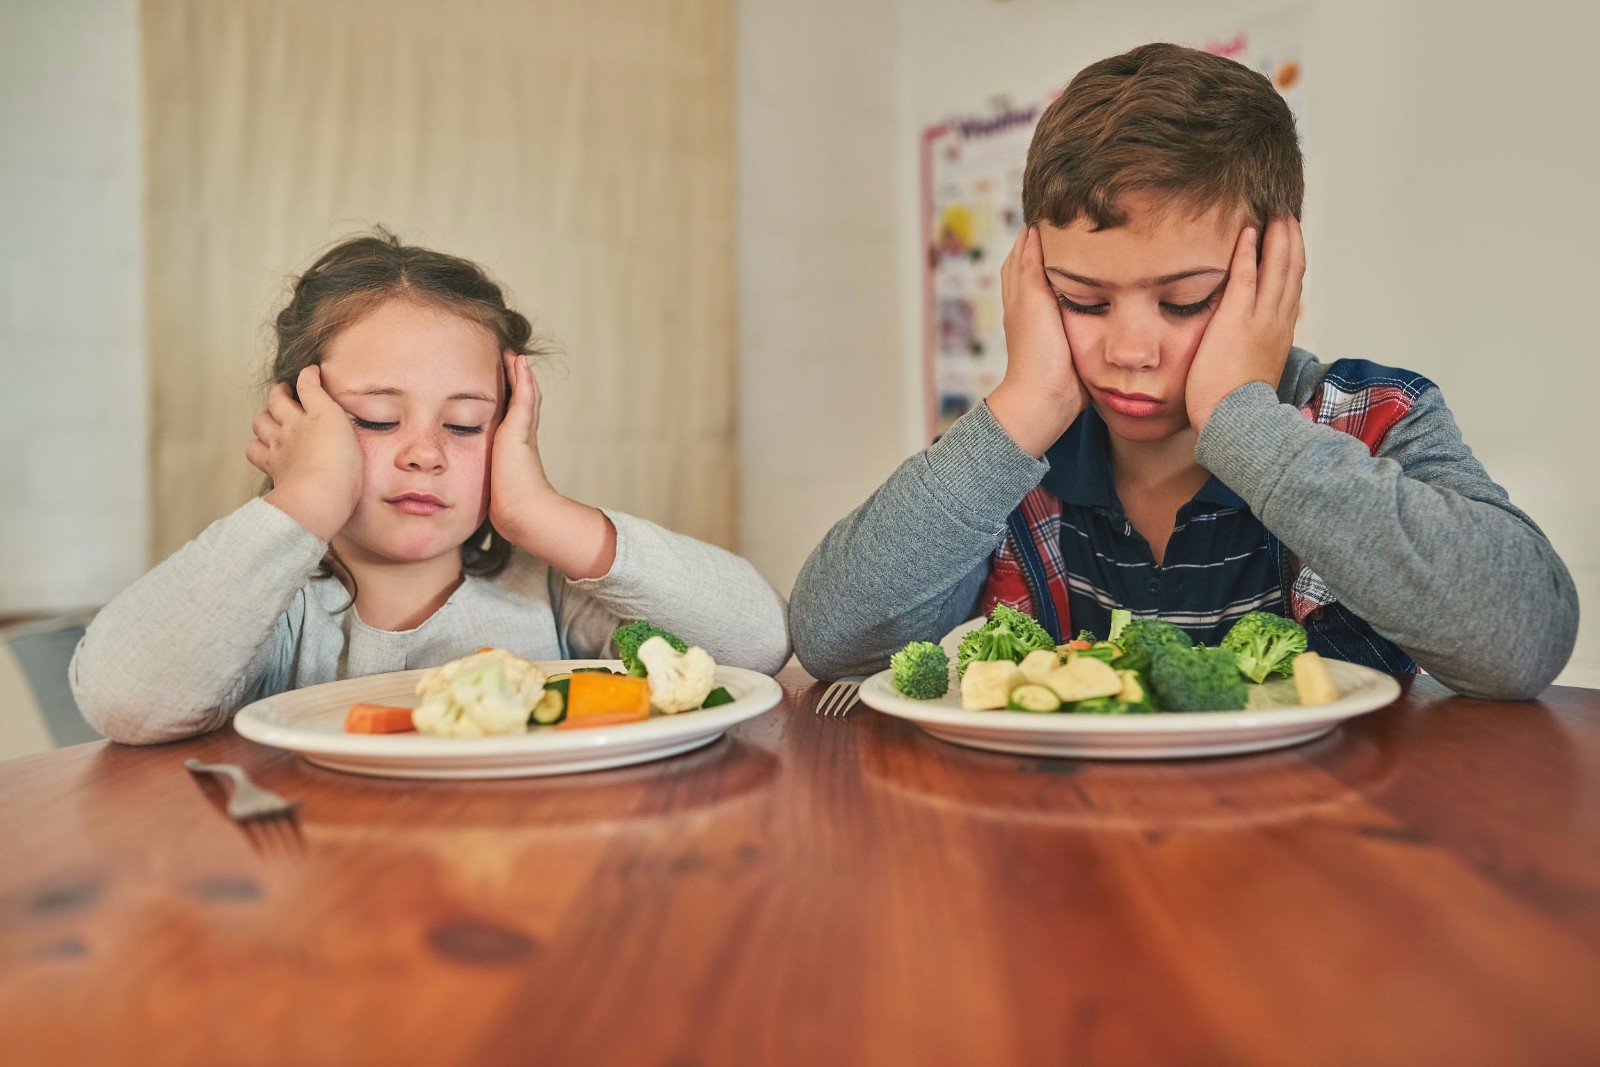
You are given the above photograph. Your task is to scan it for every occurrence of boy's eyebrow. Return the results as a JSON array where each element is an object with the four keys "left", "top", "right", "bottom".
[
  {"left": 1046, "top": 267, "right": 1226, "bottom": 289},
  {"left": 338, "top": 386, "right": 497, "bottom": 403}
]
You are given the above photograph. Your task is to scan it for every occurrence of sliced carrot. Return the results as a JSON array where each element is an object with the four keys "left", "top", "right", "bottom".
[
  {"left": 344, "top": 703, "right": 417, "bottom": 734},
  {"left": 566, "top": 672, "right": 652, "bottom": 719},
  {"left": 1063, "top": 639, "right": 1093, "bottom": 652},
  {"left": 555, "top": 709, "right": 650, "bottom": 730}
]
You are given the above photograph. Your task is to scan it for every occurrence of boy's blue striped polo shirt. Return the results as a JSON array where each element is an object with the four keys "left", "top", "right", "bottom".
[{"left": 1032, "top": 406, "right": 1282, "bottom": 645}]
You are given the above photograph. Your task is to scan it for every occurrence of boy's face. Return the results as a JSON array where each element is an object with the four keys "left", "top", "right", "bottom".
[{"left": 1037, "top": 191, "right": 1244, "bottom": 444}]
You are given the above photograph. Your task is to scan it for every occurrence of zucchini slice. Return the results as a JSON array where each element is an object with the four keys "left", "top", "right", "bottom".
[
  {"left": 1007, "top": 683, "right": 1063, "bottom": 713},
  {"left": 531, "top": 679, "right": 568, "bottom": 724}
]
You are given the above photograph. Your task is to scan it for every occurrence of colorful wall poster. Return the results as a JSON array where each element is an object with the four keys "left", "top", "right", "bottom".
[
  {"left": 1196, "top": 6, "right": 1309, "bottom": 139},
  {"left": 920, "top": 100, "right": 1045, "bottom": 440}
]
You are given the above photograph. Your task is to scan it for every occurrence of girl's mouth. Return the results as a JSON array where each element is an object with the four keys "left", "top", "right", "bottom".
[
  {"left": 1098, "top": 387, "right": 1164, "bottom": 418},
  {"left": 386, "top": 493, "right": 448, "bottom": 516}
]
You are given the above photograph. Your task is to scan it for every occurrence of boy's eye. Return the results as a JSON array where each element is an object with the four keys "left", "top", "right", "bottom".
[
  {"left": 1056, "top": 293, "right": 1107, "bottom": 316},
  {"left": 1161, "top": 296, "right": 1217, "bottom": 318},
  {"left": 351, "top": 416, "right": 396, "bottom": 431},
  {"left": 446, "top": 424, "right": 486, "bottom": 436}
]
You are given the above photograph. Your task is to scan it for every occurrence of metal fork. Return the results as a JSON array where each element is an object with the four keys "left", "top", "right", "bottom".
[
  {"left": 185, "top": 760, "right": 298, "bottom": 820},
  {"left": 815, "top": 676, "right": 866, "bottom": 717},
  {"left": 185, "top": 760, "right": 303, "bottom": 857}
]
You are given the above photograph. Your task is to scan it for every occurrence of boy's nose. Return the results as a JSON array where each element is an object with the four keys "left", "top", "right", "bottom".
[{"left": 1103, "top": 322, "right": 1161, "bottom": 370}]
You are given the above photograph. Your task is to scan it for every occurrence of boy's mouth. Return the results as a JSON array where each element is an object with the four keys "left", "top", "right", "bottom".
[
  {"left": 1097, "top": 387, "right": 1164, "bottom": 418},
  {"left": 386, "top": 492, "right": 449, "bottom": 516}
]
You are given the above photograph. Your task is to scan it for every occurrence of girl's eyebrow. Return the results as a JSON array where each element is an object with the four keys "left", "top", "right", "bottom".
[
  {"left": 1046, "top": 267, "right": 1225, "bottom": 288},
  {"left": 338, "top": 386, "right": 496, "bottom": 403}
]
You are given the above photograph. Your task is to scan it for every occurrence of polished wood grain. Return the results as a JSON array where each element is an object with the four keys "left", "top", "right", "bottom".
[{"left": 3, "top": 673, "right": 1599, "bottom": 1066}]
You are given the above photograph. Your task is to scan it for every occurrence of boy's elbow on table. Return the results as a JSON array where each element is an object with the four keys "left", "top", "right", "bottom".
[{"left": 1428, "top": 591, "right": 1578, "bottom": 701}]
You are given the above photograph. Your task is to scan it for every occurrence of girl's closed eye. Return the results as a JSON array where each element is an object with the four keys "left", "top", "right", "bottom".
[
  {"left": 446, "top": 424, "right": 485, "bottom": 436},
  {"left": 351, "top": 416, "right": 397, "bottom": 431}
]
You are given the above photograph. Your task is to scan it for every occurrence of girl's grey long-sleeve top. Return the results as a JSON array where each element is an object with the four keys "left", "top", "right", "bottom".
[
  {"left": 788, "top": 349, "right": 1578, "bottom": 700},
  {"left": 72, "top": 499, "right": 792, "bottom": 744}
]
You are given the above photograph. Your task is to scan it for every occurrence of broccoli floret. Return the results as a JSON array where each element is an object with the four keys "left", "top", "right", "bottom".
[
  {"left": 1220, "top": 611, "right": 1309, "bottom": 684},
  {"left": 890, "top": 641, "right": 951, "bottom": 699},
  {"left": 1114, "top": 618, "right": 1194, "bottom": 674},
  {"left": 956, "top": 604, "right": 1056, "bottom": 675},
  {"left": 610, "top": 620, "right": 687, "bottom": 677},
  {"left": 1073, "top": 629, "right": 1099, "bottom": 644},
  {"left": 1148, "top": 645, "right": 1249, "bottom": 712}
]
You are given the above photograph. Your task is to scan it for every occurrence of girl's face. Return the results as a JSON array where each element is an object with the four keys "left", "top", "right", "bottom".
[
  {"left": 318, "top": 298, "right": 505, "bottom": 569},
  {"left": 1036, "top": 191, "right": 1242, "bottom": 444}
]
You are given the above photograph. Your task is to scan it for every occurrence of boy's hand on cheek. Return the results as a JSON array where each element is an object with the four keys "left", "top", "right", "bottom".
[
  {"left": 251, "top": 366, "right": 363, "bottom": 541},
  {"left": 988, "top": 224, "right": 1086, "bottom": 458},
  {"left": 1185, "top": 216, "right": 1305, "bottom": 434}
]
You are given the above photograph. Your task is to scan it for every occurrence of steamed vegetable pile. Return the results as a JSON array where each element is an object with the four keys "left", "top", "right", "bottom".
[
  {"left": 343, "top": 620, "right": 734, "bottom": 736},
  {"left": 887, "top": 606, "right": 1338, "bottom": 713}
]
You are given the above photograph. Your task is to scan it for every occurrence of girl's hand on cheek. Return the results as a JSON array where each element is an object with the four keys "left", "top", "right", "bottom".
[
  {"left": 488, "top": 351, "right": 559, "bottom": 546},
  {"left": 1185, "top": 215, "right": 1305, "bottom": 433},
  {"left": 988, "top": 224, "right": 1087, "bottom": 458},
  {"left": 250, "top": 365, "right": 364, "bottom": 541}
]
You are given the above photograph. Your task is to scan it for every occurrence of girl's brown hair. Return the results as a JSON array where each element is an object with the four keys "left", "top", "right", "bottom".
[
  {"left": 1022, "top": 43, "right": 1303, "bottom": 231},
  {"left": 268, "top": 226, "right": 555, "bottom": 583}
]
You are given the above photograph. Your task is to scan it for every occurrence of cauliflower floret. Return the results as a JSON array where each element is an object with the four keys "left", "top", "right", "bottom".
[
  {"left": 961, "top": 660, "right": 1024, "bottom": 710},
  {"left": 636, "top": 635, "right": 717, "bottom": 714},
  {"left": 412, "top": 649, "right": 547, "bottom": 738}
]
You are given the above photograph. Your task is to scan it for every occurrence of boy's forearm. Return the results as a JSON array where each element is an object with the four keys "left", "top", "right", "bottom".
[
  {"left": 788, "top": 402, "right": 1048, "bottom": 679},
  {"left": 1196, "top": 383, "right": 1579, "bottom": 698}
]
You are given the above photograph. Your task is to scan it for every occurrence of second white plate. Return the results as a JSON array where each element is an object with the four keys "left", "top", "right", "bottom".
[{"left": 857, "top": 657, "right": 1401, "bottom": 760}]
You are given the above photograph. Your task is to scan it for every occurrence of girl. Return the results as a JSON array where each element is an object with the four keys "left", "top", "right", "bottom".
[{"left": 72, "top": 230, "right": 791, "bottom": 744}]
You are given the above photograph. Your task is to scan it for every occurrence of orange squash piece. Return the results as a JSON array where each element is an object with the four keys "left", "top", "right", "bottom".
[
  {"left": 555, "top": 709, "right": 649, "bottom": 730},
  {"left": 345, "top": 703, "right": 417, "bottom": 734},
  {"left": 566, "top": 672, "right": 652, "bottom": 720}
]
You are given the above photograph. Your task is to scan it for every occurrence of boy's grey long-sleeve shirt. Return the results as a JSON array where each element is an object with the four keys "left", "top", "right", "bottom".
[
  {"left": 73, "top": 499, "right": 792, "bottom": 744},
  {"left": 788, "top": 349, "right": 1578, "bottom": 699}
]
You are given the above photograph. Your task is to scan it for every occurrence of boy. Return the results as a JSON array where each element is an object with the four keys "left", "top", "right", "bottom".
[{"left": 788, "top": 43, "right": 1577, "bottom": 699}]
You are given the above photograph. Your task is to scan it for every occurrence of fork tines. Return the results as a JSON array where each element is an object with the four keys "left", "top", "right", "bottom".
[{"left": 815, "top": 679, "right": 862, "bottom": 717}]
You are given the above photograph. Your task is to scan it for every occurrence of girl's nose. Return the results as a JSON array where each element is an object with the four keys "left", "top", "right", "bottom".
[{"left": 396, "top": 431, "right": 447, "bottom": 473}]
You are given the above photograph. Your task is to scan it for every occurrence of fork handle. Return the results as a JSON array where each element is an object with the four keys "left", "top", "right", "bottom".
[{"left": 185, "top": 759, "right": 248, "bottom": 788}]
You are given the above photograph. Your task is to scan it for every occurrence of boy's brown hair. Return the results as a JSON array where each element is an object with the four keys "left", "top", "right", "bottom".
[{"left": 1022, "top": 43, "right": 1303, "bottom": 231}]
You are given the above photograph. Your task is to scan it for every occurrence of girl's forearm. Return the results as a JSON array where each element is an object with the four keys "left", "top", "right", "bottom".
[{"left": 501, "top": 491, "right": 618, "bottom": 580}]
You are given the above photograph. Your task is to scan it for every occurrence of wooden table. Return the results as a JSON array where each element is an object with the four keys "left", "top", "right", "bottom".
[{"left": 3, "top": 671, "right": 1599, "bottom": 1066}]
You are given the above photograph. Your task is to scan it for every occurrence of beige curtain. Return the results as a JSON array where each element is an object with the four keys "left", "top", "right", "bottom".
[{"left": 143, "top": 0, "right": 735, "bottom": 561}]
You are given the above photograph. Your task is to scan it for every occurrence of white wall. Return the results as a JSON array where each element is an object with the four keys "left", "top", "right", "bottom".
[
  {"left": 0, "top": 0, "right": 147, "bottom": 614},
  {"left": 736, "top": 0, "right": 910, "bottom": 597},
  {"left": 739, "top": 0, "right": 1599, "bottom": 686}
]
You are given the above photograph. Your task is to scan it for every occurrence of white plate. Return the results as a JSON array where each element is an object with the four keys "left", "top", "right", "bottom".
[
  {"left": 857, "top": 656, "right": 1401, "bottom": 760},
  {"left": 233, "top": 659, "right": 782, "bottom": 779}
]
